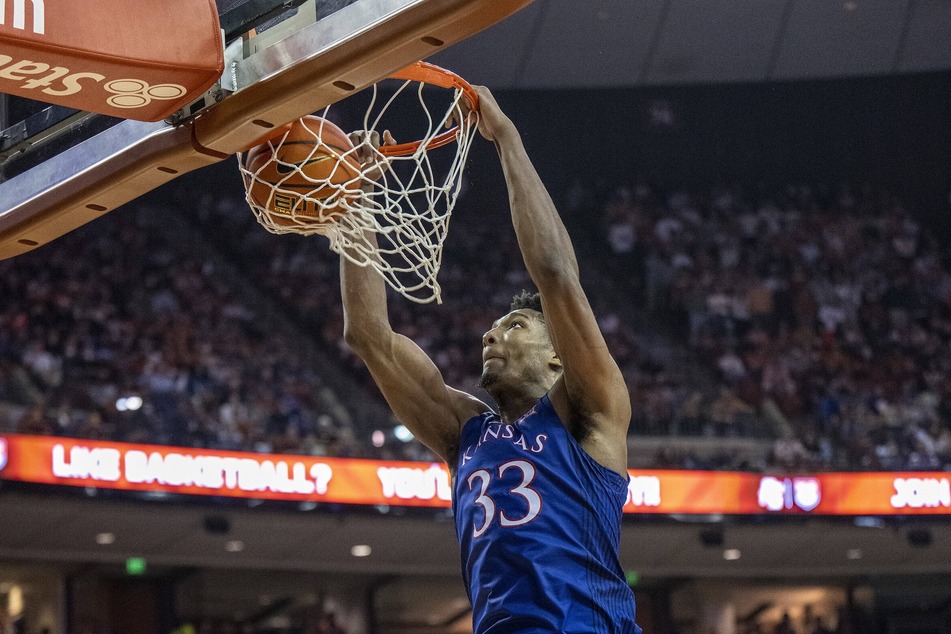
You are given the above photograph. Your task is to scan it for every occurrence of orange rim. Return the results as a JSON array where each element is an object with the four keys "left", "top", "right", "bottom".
[{"left": 378, "top": 61, "right": 479, "bottom": 157}]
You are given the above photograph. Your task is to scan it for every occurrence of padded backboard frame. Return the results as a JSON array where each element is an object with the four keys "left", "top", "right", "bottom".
[{"left": 0, "top": 0, "right": 532, "bottom": 258}]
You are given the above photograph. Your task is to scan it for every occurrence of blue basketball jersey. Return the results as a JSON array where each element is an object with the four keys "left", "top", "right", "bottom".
[{"left": 452, "top": 394, "right": 641, "bottom": 634}]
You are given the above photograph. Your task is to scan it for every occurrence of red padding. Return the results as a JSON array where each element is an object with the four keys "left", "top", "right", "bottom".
[{"left": 0, "top": 0, "right": 223, "bottom": 121}]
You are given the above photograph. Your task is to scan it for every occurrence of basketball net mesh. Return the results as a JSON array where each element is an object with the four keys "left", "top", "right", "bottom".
[{"left": 236, "top": 75, "right": 479, "bottom": 304}]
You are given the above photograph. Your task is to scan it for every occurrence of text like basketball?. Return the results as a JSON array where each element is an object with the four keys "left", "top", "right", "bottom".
[{"left": 244, "top": 116, "right": 361, "bottom": 226}]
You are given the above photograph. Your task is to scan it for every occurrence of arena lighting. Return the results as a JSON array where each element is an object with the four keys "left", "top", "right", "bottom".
[
  {"left": 7, "top": 585, "right": 22, "bottom": 615},
  {"left": 225, "top": 540, "right": 245, "bottom": 553},
  {"left": 846, "top": 548, "right": 863, "bottom": 560},
  {"left": 115, "top": 396, "right": 143, "bottom": 412},
  {"left": 371, "top": 430, "right": 385, "bottom": 448},
  {"left": 723, "top": 549, "right": 742, "bottom": 561},
  {"left": 351, "top": 544, "right": 372, "bottom": 557},
  {"left": 95, "top": 532, "right": 115, "bottom": 545},
  {"left": 393, "top": 425, "right": 414, "bottom": 442}
]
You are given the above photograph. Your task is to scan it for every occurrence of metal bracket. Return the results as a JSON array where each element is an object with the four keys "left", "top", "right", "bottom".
[{"left": 0, "top": 108, "right": 101, "bottom": 167}]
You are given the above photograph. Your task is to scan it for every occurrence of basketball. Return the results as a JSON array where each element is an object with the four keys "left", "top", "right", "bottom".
[{"left": 244, "top": 115, "right": 361, "bottom": 225}]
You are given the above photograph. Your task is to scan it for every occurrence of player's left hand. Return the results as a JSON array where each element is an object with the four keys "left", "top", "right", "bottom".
[
  {"left": 349, "top": 129, "right": 396, "bottom": 183},
  {"left": 448, "top": 85, "right": 512, "bottom": 143},
  {"left": 446, "top": 90, "right": 480, "bottom": 133}
]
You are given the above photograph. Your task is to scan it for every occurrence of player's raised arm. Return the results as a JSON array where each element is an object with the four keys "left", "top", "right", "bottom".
[
  {"left": 340, "top": 236, "right": 487, "bottom": 464},
  {"left": 473, "top": 86, "right": 631, "bottom": 476},
  {"left": 339, "top": 133, "right": 488, "bottom": 465}
]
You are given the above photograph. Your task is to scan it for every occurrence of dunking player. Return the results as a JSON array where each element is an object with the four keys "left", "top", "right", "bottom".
[{"left": 341, "top": 86, "right": 641, "bottom": 633}]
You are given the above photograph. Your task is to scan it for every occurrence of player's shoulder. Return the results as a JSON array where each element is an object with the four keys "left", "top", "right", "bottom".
[{"left": 443, "top": 389, "right": 494, "bottom": 471}]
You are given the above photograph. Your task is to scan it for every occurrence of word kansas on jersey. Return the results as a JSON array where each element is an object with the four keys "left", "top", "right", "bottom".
[{"left": 461, "top": 422, "right": 547, "bottom": 465}]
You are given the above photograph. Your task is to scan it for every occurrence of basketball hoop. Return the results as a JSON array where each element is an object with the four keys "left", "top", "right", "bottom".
[{"left": 237, "top": 61, "right": 480, "bottom": 304}]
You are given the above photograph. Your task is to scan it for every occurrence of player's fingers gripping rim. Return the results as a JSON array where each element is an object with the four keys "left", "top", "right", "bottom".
[
  {"left": 469, "top": 86, "right": 507, "bottom": 141},
  {"left": 349, "top": 129, "right": 395, "bottom": 182},
  {"left": 447, "top": 94, "right": 478, "bottom": 131}
]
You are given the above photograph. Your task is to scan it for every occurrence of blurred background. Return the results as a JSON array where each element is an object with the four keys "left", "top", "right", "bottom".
[{"left": 1, "top": 1, "right": 951, "bottom": 633}]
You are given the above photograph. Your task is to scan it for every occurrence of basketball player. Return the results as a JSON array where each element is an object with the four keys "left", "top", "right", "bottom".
[{"left": 341, "top": 86, "right": 641, "bottom": 633}]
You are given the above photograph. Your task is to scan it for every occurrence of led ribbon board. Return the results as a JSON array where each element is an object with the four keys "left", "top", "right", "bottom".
[{"left": 1, "top": 434, "right": 949, "bottom": 515}]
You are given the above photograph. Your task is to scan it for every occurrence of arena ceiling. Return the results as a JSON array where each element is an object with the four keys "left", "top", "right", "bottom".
[{"left": 429, "top": 0, "right": 951, "bottom": 88}]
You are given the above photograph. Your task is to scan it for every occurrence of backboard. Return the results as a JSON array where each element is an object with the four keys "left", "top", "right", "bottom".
[{"left": 0, "top": 0, "right": 532, "bottom": 259}]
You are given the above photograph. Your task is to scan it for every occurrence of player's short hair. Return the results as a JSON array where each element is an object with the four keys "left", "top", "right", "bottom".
[{"left": 509, "top": 290, "right": 542, "bottom": 314}]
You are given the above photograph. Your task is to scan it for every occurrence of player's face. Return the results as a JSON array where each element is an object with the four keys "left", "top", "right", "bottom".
[{"left": 479, "top": 309, "right": 557, "bottom": 392}]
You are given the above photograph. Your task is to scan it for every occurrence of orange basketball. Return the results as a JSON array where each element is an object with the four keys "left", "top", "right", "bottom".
[{"left": 244, "top": 116, "right": 361, "bottom": 226}]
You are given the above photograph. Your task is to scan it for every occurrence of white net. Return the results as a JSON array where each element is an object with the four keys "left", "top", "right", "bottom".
[{"left": 236, "top": 63, "right": 480, "bottom": 304}]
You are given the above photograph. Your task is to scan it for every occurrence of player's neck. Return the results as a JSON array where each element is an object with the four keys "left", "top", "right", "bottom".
[{"left": 492, "top": 388, "right": 546, "bottom": 424}]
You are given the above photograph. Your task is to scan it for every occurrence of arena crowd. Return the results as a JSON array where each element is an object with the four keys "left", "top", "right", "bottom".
[{"left": 2, "top": 170, "right": 950, "bottom": 473}]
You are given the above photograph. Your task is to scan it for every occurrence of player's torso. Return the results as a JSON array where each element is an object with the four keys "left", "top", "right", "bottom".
[{"left": 452, "top": 395, "right": 641, "bottom": 634}]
